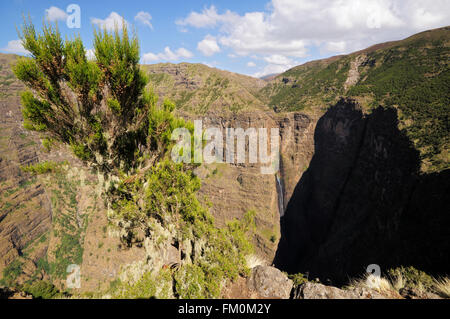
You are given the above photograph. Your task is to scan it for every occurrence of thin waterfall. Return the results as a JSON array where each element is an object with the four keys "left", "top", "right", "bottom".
[{"left": 275, "top": 174, "right": 284, "bottom": 217}]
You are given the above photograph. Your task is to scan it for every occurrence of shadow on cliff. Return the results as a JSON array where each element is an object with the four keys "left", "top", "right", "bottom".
[{"left": 274, "top": 98, "right": 450, "bottom": 285}]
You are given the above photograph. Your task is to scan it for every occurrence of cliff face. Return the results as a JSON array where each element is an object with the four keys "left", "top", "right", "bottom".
[
  {"left": 275, "top": 98, "right": 450, "bottom": 284},
  {"left": 182, "top": 110, "right": 315, "bottom": 260},
  {"left": 0, "top": 54, "right": 51, "bottom": 276}
]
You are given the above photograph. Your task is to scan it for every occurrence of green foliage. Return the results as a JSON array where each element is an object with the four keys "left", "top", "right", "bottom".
[
  {"left": 0, "top": 260, "right": 23, "bottom": 286},
  {"left": 42, "top": 170, "right": 86, "bottom": 281},
  {"left": 174, "top": 210, "right": 254, "bottom": 298},
  {"left": 13, "top": 18, "right": 156, "bottom": 173},
  {"left": 36, "top": 257, "right": 50, "bottom": 275},
  {"left": 41, "top": 138, "right": 53, "bottom": 151},
  {"left": 49, "top": 232, "right": 84, "bottom": 279},
  {"left": 288, "top": 272, "right": 308, "bottom": 287},
  {"left": 107, "top": 98, "right": 121, "bottom": 113},
  {"left": 174, "top": 264, "right": 208, "bottom": 298},
  {"left": 19, "top": 91, "right": 50, "bottom": 132},
  {"left": 110, "top": 269, "right": 173, "bottom": 299},
  {"left": 387, "top": 266, "right": 434, "bottom": 291},
  {"left": 347, "top": 43, "right": 449, "bottom": 170},
  {"left": 147, "top": 98, "right": 190, "bottom": 156},
  {"left": 111, "top": 160, "right": 255, "bottom": 298},
  {"left": 70, "top": 142, "right": 93, "bottom": 161},
  {"left": 262, "top": 58, "right": 350, "bottom": 112},
  {"left": 20, "top": 160, "right": 62, "bottom": 175},
  {"left": 22, "top": 281, "right": 59, "bottom": 299},
  {"left": 111, "top": 160, "right": 209, "bottom": 241}
]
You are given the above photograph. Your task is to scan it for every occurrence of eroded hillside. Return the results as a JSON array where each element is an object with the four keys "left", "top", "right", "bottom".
[
  {"left": 142, "top": 63, "right": 268, "bottom": 115},
  {"left": 0, "top": 53, "right": 144, "bottom": 292}
]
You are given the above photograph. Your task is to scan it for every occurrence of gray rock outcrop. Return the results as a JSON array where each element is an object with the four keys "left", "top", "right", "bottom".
[{"left": 247, "top": 265, "right": 293, "bottom": 299}]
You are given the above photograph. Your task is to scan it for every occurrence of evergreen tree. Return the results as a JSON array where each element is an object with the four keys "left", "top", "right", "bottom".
[{"left": 14, "top": 18, "right": 185, "bottom": 174}]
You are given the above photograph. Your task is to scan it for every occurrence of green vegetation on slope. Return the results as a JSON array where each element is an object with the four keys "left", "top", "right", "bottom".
[
  {"left": 142, "top": 63, "right": 267, "bottom": 115},
  {"left": 347, "top": 33, "right": 449, "bottom": 171},
  {"left": 262, "top": 27, "right": 450, "bottom": 172},
  {"left": 20, "top": 160, "right": 65, "bottom": 175},
  {"left": 261, "top": 56, "right": 351, "bottom": 112},
  {"left": 0, "top": 260, "right": 23, "bottom": 286},
  {"left": 108, "top": 160, "right": 255, "bottom": 298},
  {"left": 12, "top": 19, "right": 256, "bottom": 298}
]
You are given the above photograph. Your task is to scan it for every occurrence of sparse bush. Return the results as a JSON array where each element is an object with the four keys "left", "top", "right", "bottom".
[
  {"left": 0, "top": 260, "right": 23, "bottom": 287},
  {"left": 387, "top": 266, "right": 434, "bottom": 292},
  {"left": 21, "top": 161, "right": 60, "bottom": 175},
  {"left": 41, "top": 138, "right": 53, "bottom": 152},
  {"left": 22, "top": 280, "right": 59, "bottom": 299},
  {"left": 110, "top": 269, "right": 173, "bottom": 299},
  {"left": 288, "top": 272, "right": 308, "bottom": 287}
]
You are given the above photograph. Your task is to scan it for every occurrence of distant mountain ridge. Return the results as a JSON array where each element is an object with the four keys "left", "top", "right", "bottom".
[
  {"left": 141, "top": 62, "right": 268, "bottom": 115},
  {"left": 141, "top": 26, "right": 449, "bottom": 172}
]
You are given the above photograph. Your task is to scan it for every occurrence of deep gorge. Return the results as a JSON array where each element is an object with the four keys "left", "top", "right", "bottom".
[{"left": 274, "top": 98, "right": 450, "bottom": 285}]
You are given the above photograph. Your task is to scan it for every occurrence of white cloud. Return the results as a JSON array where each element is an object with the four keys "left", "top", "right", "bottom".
[
  {"left": 203, "top": 61, "right": 219, "bottom": 68},
  {"left": 179, "top": 0, "right": 450, "bottom": 76},
  {"left": 323, "top": 41, "right": 347, "bottom": 54},
  {"left": 253, "top": 63, "right": 293, "bottom": 78},
  {"left": 142, "top": 47, "right": 193, "bottom": 63},
  {"left": 86, "top": 49, "right": 95, "bottom": 60},
  {"left": 1, "top": 40, "right": 29, "bottom": 55},
  {"left": 135, "top": 11, "right": 153, "bottom": 29},
  {"left": 197, "top": 35, "right": 220, "bottom": 56},
  {"left": 247, "top": 61, "right": 256, "bottom": 67},
  {"left": 45, "top": 6, "right": 68, "bottom": 22},
  {"left": 176, "top": 48, "right": 194, "bottom": 59},
  {"left": 254, "top": 55, "right": 297, "bottom": 77},
  {"left": 176, "top": 5, "right": 239, "bottom": 28},
  {"left": 142, "top": 52, "right": 158, "bottom": 62},
  {"left": 263, "top": 54, "right": 294, "bottom": 66},
  {"left": 91, "top": 12, "right": 129, "bottom": 31}
]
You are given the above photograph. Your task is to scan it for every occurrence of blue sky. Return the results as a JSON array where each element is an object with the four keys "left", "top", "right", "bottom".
[{"left": 1, "top": 0, "right": 449, "bottom": 77}]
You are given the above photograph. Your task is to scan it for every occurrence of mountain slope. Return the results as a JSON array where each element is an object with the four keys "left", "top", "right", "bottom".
[
  {"left": 261, "top": 26, "right": 450, "bottom": 172},
  {"left": 142, "top": 63, "right": 268, "bottom": 115}
]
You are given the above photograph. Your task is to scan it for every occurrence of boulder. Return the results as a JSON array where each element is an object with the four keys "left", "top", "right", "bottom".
[
  {"left": 247, "top": 265, "right": 293, "bottom": 299},
  {"left": 293, "top": 282, "right": 386, "bottom": 299}
]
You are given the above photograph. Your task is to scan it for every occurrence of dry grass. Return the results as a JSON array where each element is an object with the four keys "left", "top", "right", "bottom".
[
  {"left": 365, "top": 274, "right": 394, "bottom": 293},
  {"left": 245, "top": 254, "right": 267, "bottom": 269},
  {"left": 390, "top": 271, "right": 405, "bottom": 291},
  {"left": 348, "top": 273, "right": 398, "bottom": 298},
  {"left": 360, "top": 274, "right": 396, "bottom": 294},
  {"left": 349, "top": 268, "right": 450, "bottom": 299},
  {"left": 433, "top": 277, "right": 450, "bottom": 298}
]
